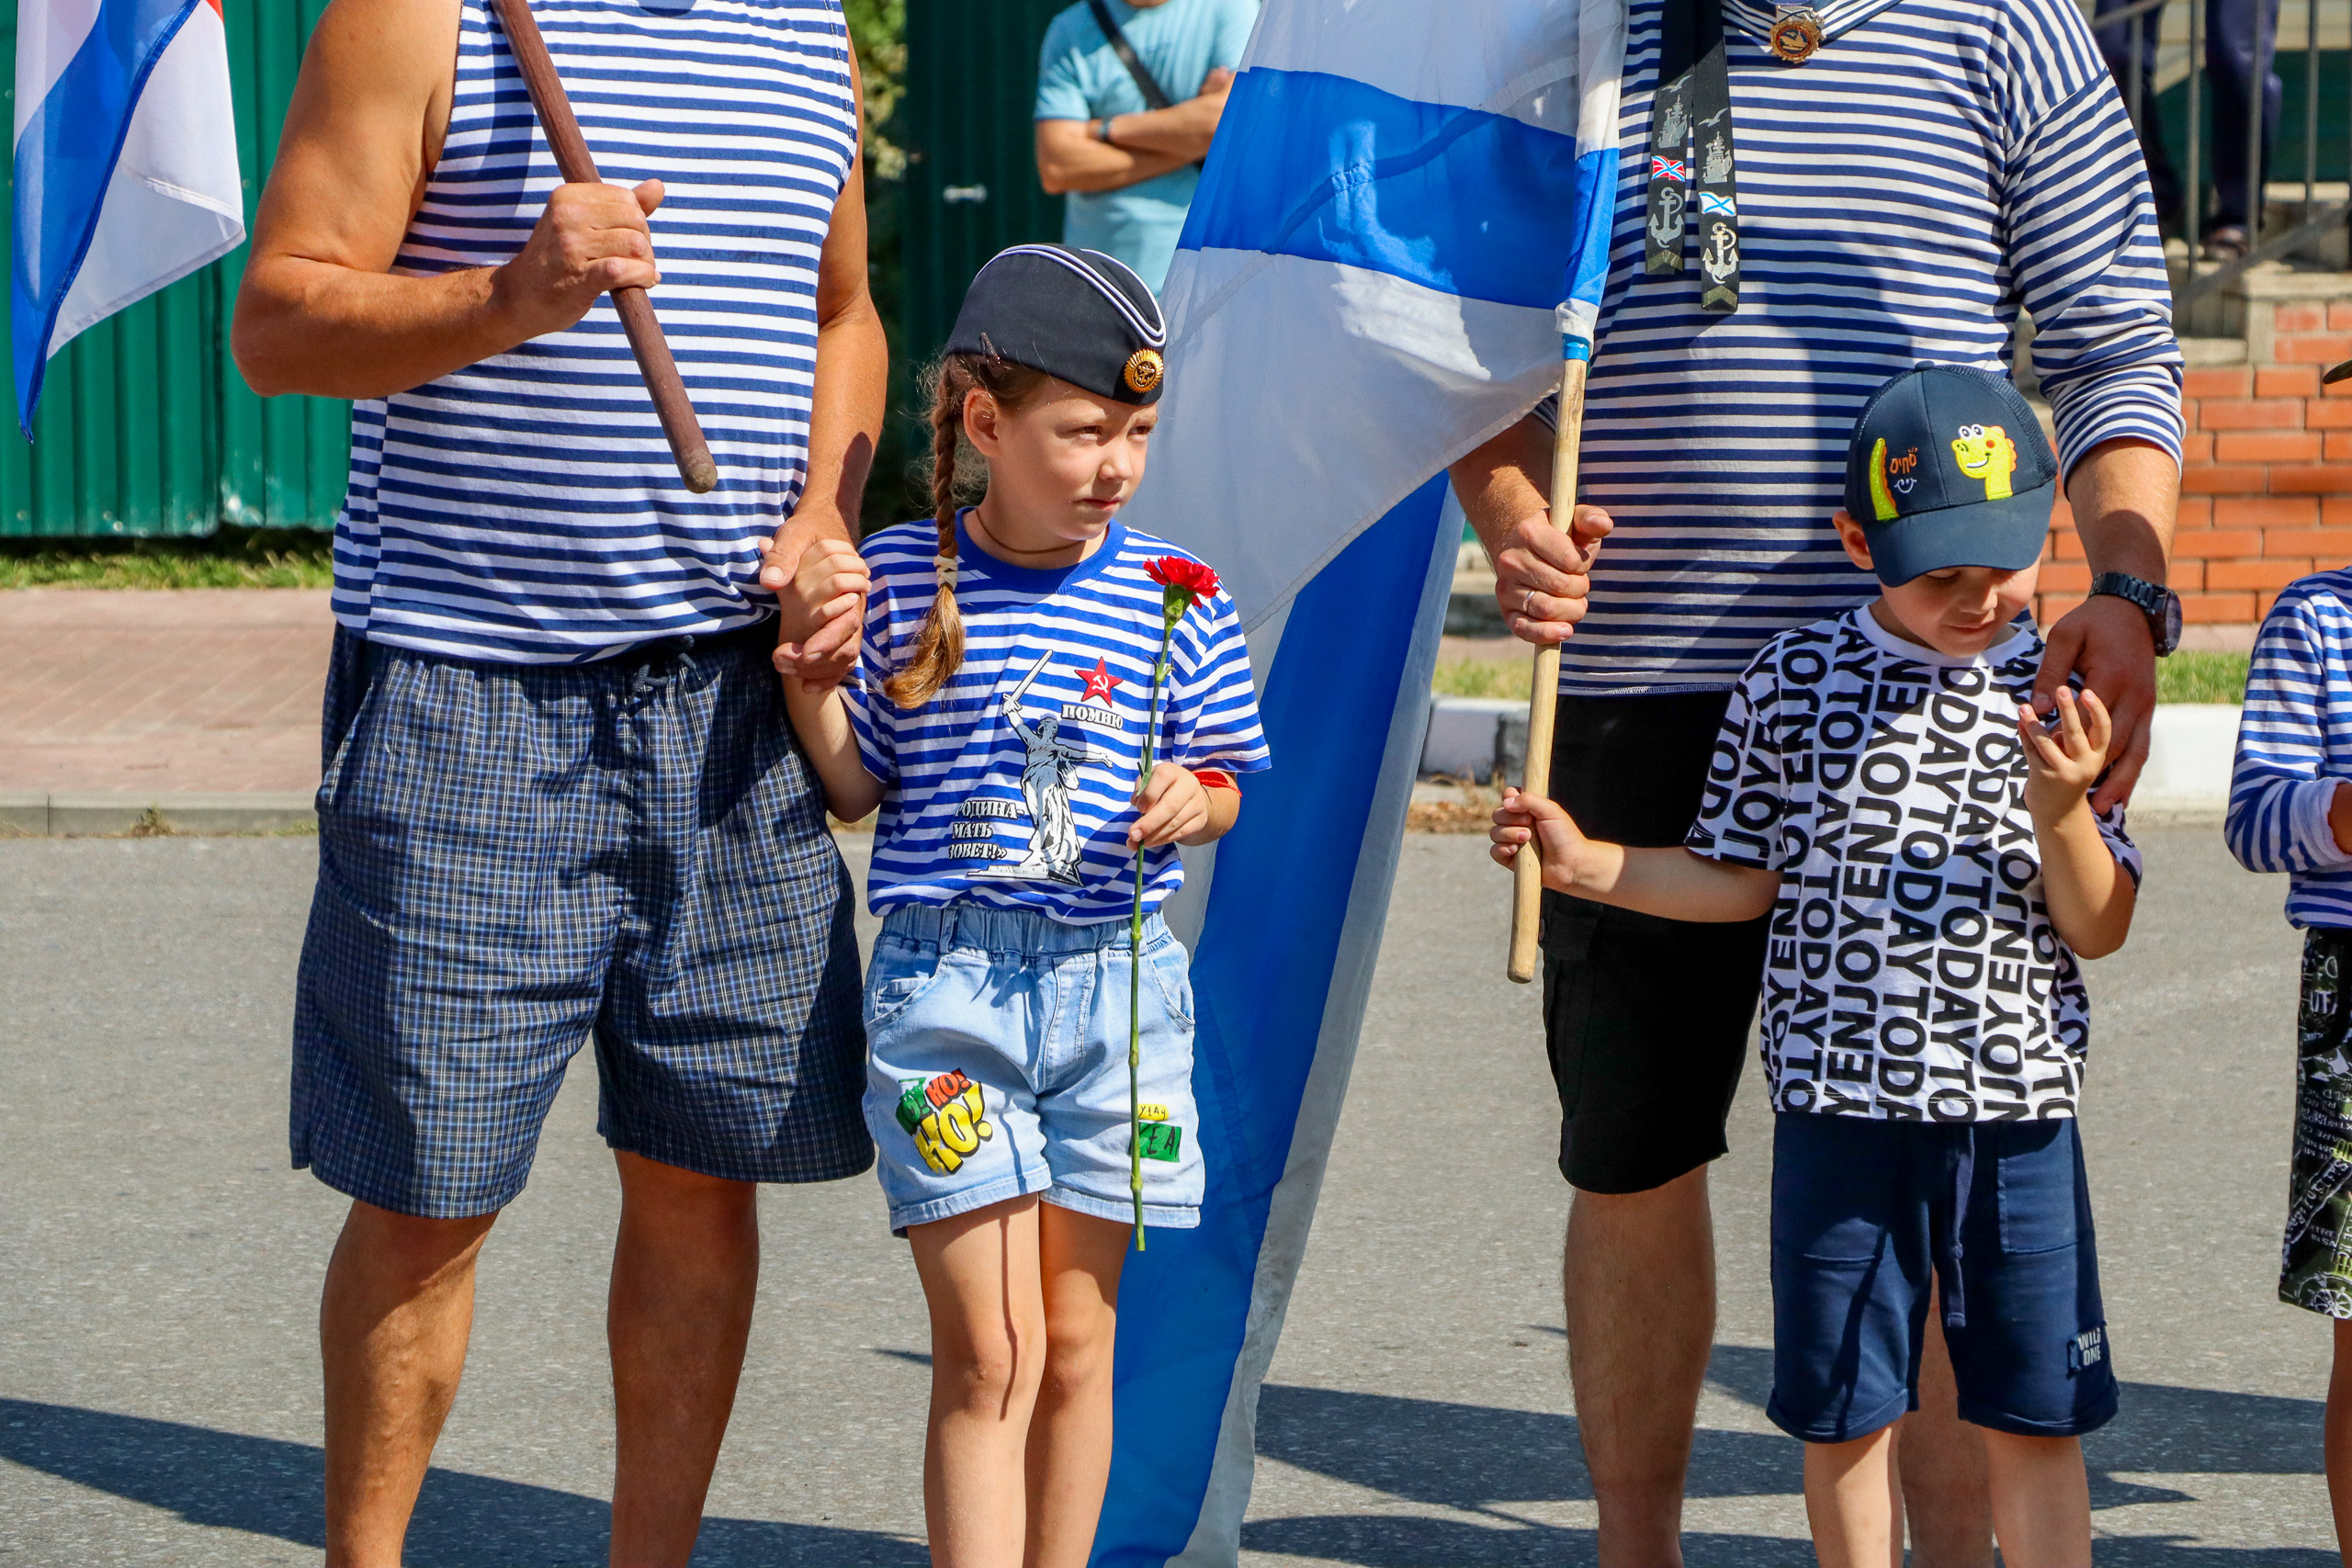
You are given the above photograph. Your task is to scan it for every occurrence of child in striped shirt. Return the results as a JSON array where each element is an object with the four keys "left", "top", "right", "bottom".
[
  {"left": 2225, "top": 565, "right": 2352, "bottom": 1549},
  {"left": 777, "top": 245, "right": 1267, "bottom": 1568}
]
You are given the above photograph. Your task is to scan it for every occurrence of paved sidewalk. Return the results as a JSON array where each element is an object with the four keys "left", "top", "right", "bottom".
[
  {"left": 0, "top": 826, "right": 2331, "bottom": 1562},
  {"left": 0, "top": 590, "right": 331, "bottom": 797}
]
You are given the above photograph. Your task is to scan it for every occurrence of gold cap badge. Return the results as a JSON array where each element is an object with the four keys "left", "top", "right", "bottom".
[
  {"left": 1768, "top": 6, "right": 1824, "bottom": 62},
  {"left": 1122, "top": 348, "right": 1165, "bottom": 394}
]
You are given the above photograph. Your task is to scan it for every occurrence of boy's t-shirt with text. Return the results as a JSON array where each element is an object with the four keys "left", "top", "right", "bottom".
[
  {"left": 1684, "top": 608, "right": 2140, "bottom": 1121},
  {"left": 843, "top": 513, "right": 1270, "bottom": 921}
]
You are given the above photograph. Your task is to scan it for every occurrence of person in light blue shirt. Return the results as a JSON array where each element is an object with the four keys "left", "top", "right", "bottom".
[{"left": 1033, "top": 0, "right": 1257, "bottom": 293}]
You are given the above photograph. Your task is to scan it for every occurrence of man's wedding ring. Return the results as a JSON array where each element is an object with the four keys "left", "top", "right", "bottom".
[{"left": 1521, "top": 588, "right": 1538, "bottom": 618}]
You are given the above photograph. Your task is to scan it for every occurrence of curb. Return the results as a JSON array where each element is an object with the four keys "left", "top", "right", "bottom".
[
  {"left": 0, "top": 791, "right": 318, "bottom": 838},
  {"left": 1421, "top": 698, "right": 2245, "bottom": 814}
]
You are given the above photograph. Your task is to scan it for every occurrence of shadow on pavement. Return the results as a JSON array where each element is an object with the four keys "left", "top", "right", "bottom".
[
  {"left": 1244, "top": 1348, "right": 2331, "bottom": 1566},
  {"left": 0, "top": 1397, "right": 926, "bottom": 1567},
  {"left": 6, "top": 1358, "right": 2331, "bottom": 1568}
]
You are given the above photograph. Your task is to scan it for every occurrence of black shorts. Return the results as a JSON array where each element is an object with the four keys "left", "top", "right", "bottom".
[{"left": 1540, "top": 690, "right": 1768, "bottom": 1194}]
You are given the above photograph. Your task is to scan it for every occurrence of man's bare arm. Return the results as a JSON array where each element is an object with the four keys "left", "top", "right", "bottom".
[
  {"left": 232, "top": 0, "right": 662, "bottom": 399},
  {"left": 1035, "top": 118, "right": 1193, "bottom": 195},
  {"left": 1035, "top": 69, "right": 1231, "bottom": 194},
  {"left": 2032, "top": 435, "right": 2179, "bottom": 811},
  {"left": 1449, "top": 413, "right": 1613, "bottom": 646},
  {"left": 759, "top": 51, "right": 888, "bottom": 671}
]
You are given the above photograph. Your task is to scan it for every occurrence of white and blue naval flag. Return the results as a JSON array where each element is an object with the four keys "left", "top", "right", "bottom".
[
  {"left": 1102, "top": 1, "right": 1623, "bottom": 1562},
  {"left": 13, "top": 0, "right": 243, "bottom": 435}
]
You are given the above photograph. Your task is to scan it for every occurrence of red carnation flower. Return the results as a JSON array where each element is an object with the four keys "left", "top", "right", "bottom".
[{"left": 1145, "top": 556, "right": 1220, "bottom": 603}]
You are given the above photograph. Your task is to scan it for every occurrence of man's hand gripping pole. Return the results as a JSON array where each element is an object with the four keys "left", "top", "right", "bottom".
[
  {"left": 489, "top": 0, "right": 718, "bottom": 493},
  {"left": 1506, "top": 340, "right": 1590, "bottom": 984}
]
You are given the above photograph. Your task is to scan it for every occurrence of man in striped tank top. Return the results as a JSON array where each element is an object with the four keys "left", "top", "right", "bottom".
[
  {"left": 1448, "top": 0, "right": 2185, "bottom": 1558},
  {"left": 232, "top": 0, "right": 883, "bottom": 1561}
]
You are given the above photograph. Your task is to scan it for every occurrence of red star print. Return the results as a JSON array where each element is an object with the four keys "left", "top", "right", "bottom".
[{"left": 1075, "top": 658, "right": 1124, "bottom": 705}]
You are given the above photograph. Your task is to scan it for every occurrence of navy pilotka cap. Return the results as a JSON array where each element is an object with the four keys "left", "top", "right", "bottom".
[
  {"left": 1841, "top": 363, "right": 2059, "bottom": 586},
  {"left": 946, "top": 244, "right": 1169, "bottom": 405}
]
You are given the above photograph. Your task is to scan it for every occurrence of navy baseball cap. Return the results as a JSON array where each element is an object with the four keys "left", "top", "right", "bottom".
[
  {"left": 946, "top": 243, "right": 1168, "bottom": 406},
  {"left": 1840, "top": 363, "right": 2059, "bottom": 586}
]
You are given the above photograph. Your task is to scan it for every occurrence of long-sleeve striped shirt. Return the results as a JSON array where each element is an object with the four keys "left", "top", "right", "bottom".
[
  {"left": 2226, "top": 570, "right": 2352, "bottom": 930},
  {"left": 1542, "top": 0, "right": 2183, "bottom": 696}
]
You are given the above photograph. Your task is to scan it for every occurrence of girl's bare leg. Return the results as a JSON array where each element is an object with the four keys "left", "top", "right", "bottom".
[
  {"left": 910, "top": 1197, "right": 1047, "bottom": 1568},
  {"left": 2331, "top": 1318, "right": 2352, "bottom": 1566},
  {"left": 1983, "top": 1430, "right": 2090, "bottom": 1565},
  {"left": 1803, "top": 1424, "right": 1904, "bottom": 1568},
  {"left": 1023, "top": 1206, "right": 1132, "bottom": 1568}
]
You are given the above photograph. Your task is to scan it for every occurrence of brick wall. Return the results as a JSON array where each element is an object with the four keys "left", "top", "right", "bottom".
[{"left": 2040, "top": 287, "right": 2352, "bottom": 635}]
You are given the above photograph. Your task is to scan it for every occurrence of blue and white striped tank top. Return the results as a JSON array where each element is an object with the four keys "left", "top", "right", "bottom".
[{"left": 333, "top": 0, "right": 856, "bottom": 662}]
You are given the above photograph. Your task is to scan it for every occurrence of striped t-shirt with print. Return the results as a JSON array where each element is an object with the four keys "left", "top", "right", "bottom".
[
  {"left": 843, "top": 514, "right": 1271, "bottom": 922},
  {"left": 335, "top": 0, "right": 858, "bottom": 662},
  {"left": 2227, "top": 570, "right": 2352, "bottom": 931},
  {"left": 1539, "top": 0, "right": 2182, "bottom": 697}
]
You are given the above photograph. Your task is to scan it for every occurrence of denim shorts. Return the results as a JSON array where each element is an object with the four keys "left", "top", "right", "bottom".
[
  {"left": 290, "top": 626, "right": 870, "bottom": 1219},
  {"left": 1769, "top": 1112, "right": 2117, "bottom": 1443},
  {"left": 862, "top": 902, "right": 1204, "bottom": 1235}
]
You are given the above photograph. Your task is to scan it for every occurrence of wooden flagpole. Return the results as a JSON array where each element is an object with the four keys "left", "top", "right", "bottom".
[
  {"left": 488, "top": 0, "right": 719, "bottom": 494},
  {"left": 1506, "top": 350, "right": 1589, "bottom": 984}
]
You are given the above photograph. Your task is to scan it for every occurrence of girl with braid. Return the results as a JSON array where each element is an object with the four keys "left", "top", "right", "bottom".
[{"left": 776, "top": 246, "right": 1266, "bottom": 1567}]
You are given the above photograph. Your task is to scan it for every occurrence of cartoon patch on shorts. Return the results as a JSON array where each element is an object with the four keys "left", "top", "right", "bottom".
[
  {"left": 898, "top": 1071, "right": 996, "bottom": 1175},
  {"left": 1135, "top": 1101, "right": 1183, "bottom": 1163}
]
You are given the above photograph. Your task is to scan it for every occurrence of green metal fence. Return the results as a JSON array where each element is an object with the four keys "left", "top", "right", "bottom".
[
  {"left": 0, "top": 0, "right": 348, "bottom": 537},
  {"left": 863, "top": 0, "right": 1066, "bottom": 521}
]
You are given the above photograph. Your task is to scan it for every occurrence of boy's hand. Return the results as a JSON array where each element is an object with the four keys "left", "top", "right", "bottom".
[
  {"left": 765, "top": 536, "right": 867, "bottom": 693},
  {"left": 1129, "top": 763, "right": 1209, "bottom": 850},
  {"left": 2017, "top": 685, "right": 2112, "bottom": 820},
  {"left": 1489, "top": 785, "right": 1592, "bottom": 892}
]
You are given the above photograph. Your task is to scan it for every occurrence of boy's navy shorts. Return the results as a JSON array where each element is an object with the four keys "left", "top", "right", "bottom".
[
  {"left": 1769, "top": 1112, "right": 2117, "bottom": 1444},
  {"left": 289, "top": 625, "right": 871, "bottom": 1219}
]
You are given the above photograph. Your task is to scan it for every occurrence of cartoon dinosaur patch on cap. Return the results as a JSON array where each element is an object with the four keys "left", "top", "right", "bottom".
[{"left": 1951, "top": 423, "right": 2018, "bottom": 501}]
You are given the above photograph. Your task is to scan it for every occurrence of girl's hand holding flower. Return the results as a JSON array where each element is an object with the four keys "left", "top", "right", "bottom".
[{"left": 1128, "top": 763, "right": 1209, "bottom": 849}]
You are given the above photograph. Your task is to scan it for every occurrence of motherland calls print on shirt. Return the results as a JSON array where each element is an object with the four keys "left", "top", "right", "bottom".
[{"left": 1685, "top": 609, "right": 2141, "bottom": 1121}]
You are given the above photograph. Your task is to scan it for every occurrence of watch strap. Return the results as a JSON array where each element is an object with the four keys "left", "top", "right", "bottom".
[
  {"left": 2089, "top": 571, "right": 2181, "bottom": 653},
  {"left": 2089, "top": 572, "right": 2155, "bottom": 611}
]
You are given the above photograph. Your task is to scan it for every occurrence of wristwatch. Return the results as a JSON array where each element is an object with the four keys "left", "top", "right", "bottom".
[
  {"left": 2089, "top": 571, "right": 2182, "bottom": 657},
  {"left": 1096, "top": 115, "right": 1118, "bottom": 144}
]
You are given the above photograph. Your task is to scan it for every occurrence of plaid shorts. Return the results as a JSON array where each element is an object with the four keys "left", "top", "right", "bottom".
[{"left": 291, "top": 624, "right": 871, "bottom": 1218}]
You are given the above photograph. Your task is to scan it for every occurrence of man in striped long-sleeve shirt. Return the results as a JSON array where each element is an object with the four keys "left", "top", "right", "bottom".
[
  {"left": 1449, "top": 0, "right": 2184, "bottom": 1556},
  {"left": 2225, "top": 569, "right": 2352, "bottom": 1551}
]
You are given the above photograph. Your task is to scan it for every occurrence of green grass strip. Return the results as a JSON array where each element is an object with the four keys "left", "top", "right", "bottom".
[
  {"left": 2156, "top": 649, "right": 2248, "bottom": 705},
  {"left": 0, "top": 531, "right": 334, "bottom": 591},
  {"left": 1437, "top": 648, "right": 2250, "bottom": 705}
]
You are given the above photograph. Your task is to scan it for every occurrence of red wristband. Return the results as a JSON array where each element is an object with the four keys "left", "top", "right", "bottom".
[{"left": 1193, "top": 769, "right": 1239, "bottom": 795}]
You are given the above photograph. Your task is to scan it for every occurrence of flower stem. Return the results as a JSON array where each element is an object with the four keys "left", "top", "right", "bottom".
[{"left": 1131, "top": 617, "right": 1176, "bottom": 1253}]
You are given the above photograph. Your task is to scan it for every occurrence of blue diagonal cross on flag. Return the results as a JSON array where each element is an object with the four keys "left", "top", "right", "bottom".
[
  {"left": 1701, "top": 190, "right": 1737, "bottom": 215},
  {"left": 11, "top": 0, "right": 245, "bottom": 436},
  {"left": 1109, "top": 0, "right": 1625, "bottom": 1560},
  {"left": 1652, "top": 152, "right": 1690, "bottom": 181}
]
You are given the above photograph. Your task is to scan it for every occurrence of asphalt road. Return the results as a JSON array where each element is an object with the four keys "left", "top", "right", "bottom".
[{"left": 0, "top": 823, "right": 2332, "bottom": 1563}]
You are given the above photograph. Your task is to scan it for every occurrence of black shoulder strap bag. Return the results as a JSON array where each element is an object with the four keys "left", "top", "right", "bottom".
[
  {"left": 1085, "top": 0, "right": 1214, "bottom": 171},
  {"left": 1086, "top": 0, "right": 1177, "bottom": 110}
]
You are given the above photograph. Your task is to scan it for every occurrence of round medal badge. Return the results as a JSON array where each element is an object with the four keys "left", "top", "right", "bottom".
[
  {"left": 1122, "top": 348, "right": 1165, "bottom": 395},
  {"left": 1768, "top": 6, "right": 1824, "bottom": 62}
]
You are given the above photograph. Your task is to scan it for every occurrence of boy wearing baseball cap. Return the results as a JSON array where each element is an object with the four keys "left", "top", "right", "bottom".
[{"left": 1491, "top": 364, "right": 2143, "bottom": 1560}]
